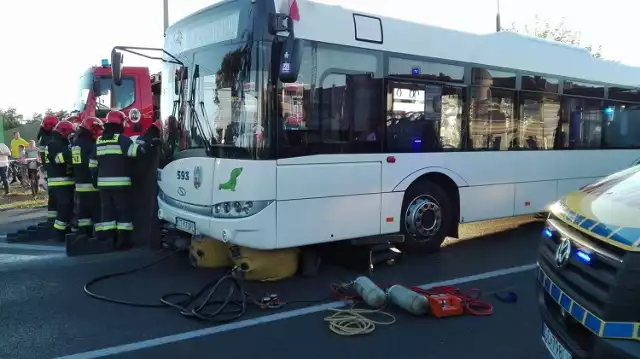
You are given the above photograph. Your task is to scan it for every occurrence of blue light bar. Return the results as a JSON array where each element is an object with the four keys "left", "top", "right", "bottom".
[
  {"left": 543, "top": 228, "right": 553, "bottom": 238},
  {"left": 576, "top": 250, "right": 592, "bottom": 264},
  {"left": 101, "top": 59, "right": 109, "bottom": 67}
]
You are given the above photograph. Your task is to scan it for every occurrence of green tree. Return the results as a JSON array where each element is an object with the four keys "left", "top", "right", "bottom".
[
  {"left": 44, "top": 108, "right": 55, "bottom": 116},
  {"left": 509, "top": 15, "right": 603, "bottom": 59},
  {"left": 28, "top": 112, "right": 43, "bottom": 124},
  {"left": 55, "top": 109, "right": 70, "bottom": 120},
  {"left": 0, "top": 107, "right": 24, "bottom": 130}
]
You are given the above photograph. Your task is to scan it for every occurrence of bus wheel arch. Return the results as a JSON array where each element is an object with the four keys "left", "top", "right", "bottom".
[{"left": 397, "top": 172, "right": 460, "bottom": 254}]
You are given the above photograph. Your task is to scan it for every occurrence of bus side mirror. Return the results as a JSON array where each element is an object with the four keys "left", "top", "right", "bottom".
[
  {"left": 278, "top": 34, "right": 302, "bottom": 84},
  {"left": 111, "top": 49, "right": 124, "bottom": 86}
]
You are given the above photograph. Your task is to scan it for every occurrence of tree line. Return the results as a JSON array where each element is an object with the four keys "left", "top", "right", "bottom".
[{"left": 1, "top": 108, "right": 71, "bottom": 131}]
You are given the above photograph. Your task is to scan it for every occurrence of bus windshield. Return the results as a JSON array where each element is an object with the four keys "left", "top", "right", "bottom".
[{"left": 161, "top": 0, "right": 269, "bottom": 159}]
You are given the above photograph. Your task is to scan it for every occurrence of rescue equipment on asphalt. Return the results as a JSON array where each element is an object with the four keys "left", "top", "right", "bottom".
[
  {"left": 188, "top": 235, "right": 300, "bottom": 282},
  {"left": 189, "top": 235, "right": 232, "bottom": 268},
  {"left": 323, "top": 278, "right": 497, "bottom": 336},
  {"left": 83, "top": 244, "right": 329, "bottom": 323},
  {"left": 387, "top": 285, "right": 430, "bottom": 316},
  {"left": 229, "top": 245, "right": 300, "bottom": 282},
  {"left": 353, "top": 276, "right": 387, "bottom": 309}
]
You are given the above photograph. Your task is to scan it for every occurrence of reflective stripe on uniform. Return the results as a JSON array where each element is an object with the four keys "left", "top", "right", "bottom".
[
  {"left": 77, "top": 218, "right": 93, "bottom": 227},
  {"left": 88, "top": 159, "right": 98, "bottom": 168},
  {"left": 94, "top": 221, "right": 116, "bottom": 232},
  {"left": 47, "top": 210, "right": 57, "bottom": 218},
  {"left": 53, "top": 220, "right": 68, "bottom": 230},
  {"left": 97, "top": 176, "right": 131, "bottom": 186},
  {"left": 54, "top": 153, "right": 65, "bottom": 164},
  {"left": 71, "top": 146, "right": 82, "bottom": 164},
  {"left": 96, "top": 134, "right": 120, "bottom": 145},
  {"left": 75, "top": 183, "right": 98, "bottom": 192},
  {"left": 48, "top": 176, "right": 74, "bottom": 187},
  {"left": 126, "top": 143, "right": 138, "bottom": 157},
  {"left": 96, "top": 144, "right": 122, "bottom": 156},
  {"left": 116, "top": 222, "right": 134, "bottom": 231}
]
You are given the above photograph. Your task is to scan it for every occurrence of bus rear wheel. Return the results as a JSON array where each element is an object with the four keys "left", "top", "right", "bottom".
[{"left": 397, "top": 180, "right": 453, "bottom": 254}]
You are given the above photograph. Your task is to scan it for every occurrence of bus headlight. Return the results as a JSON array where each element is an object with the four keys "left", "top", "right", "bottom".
[{"left": 212, "top": 200, "right": 272, "bottom": 219}]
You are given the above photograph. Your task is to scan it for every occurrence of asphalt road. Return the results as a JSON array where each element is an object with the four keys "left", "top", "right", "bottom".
[{"left": 0, "top": 210, "right": 551, "bottom": 359}]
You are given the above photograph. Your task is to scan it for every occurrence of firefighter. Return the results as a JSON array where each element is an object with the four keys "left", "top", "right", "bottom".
[
  {"left": 38, "top": 115, "right": 59, "bottom": 223},
  {"left": 92, "top": 110, "right": 154, "bottom": 249},
  {"left": 71, "top": 117, "right": 103, "bottom": 239},
  {"left": 46, "top": 120, "right": 77, "bottom": 242}
]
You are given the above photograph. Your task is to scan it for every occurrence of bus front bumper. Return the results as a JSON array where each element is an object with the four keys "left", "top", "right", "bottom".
[{"left": 157, "top": 196, "right": 277, "bottom": 250}]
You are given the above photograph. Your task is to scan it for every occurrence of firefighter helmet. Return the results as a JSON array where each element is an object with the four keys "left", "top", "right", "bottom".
[
  {"left": 41, "top": 115, "right": 59, "bottom": 131},
  {"left": 80, "top": 117, "right": 104, "bottom": 139},
  {"left": 105, "top": 110, "right": 127, "bottom": 126},
  {"left": 64, "top": 115, "right": 81, "bottom": 124},
  {"left": 53, "top": 120, "right": 77, "bottom": 139}
]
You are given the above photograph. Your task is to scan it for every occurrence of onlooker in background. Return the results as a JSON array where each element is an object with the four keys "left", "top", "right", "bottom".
[
  {"left": 25, "top": 141, "right": 40, "bottom": 186},
  {"left": 0, "top": 142, "right": 11, "bottom": 195},
  {"left": 10, "top": 131, "right": 28, "bottom": 183},
  {"left": 10, "top": 131, "right": 29, "bottom": 158},
  {"left": 26, "top": 141, "right": 39, "bottom": 158},
  {"left": 18, "top": 144, "right": 26, "bottom": 158}
]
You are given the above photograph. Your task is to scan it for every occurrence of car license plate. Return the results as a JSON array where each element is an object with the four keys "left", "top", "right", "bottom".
[
  {"left": 542, "top": 323, "right": 572, "bottom": 359},
  {"left": 176, "top": 217, "right": 196, "bottom": 234}
]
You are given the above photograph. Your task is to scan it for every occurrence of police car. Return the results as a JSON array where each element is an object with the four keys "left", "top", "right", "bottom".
[{"left": 538, "top": 165, "right": 640, "bottom": 359}]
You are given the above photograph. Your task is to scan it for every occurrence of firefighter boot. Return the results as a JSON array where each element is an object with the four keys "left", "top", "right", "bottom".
[
  {"left": 115, "top": 230, "right": 134, "bottom": 251},
  {"left": 55, "top": 228, "right": 68, "bottom": 243}
]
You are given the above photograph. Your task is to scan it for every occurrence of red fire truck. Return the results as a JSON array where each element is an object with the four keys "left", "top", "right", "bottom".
[{"left": 72, "top": 60, "right": 161, "bottom": 139}]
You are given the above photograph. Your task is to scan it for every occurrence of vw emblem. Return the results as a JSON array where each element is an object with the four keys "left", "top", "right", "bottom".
[
  {"left": 556, "top": 239, "right": 572, "bottom": 267},
  {"left": 194, "top": 165, "right": 202, "bottom": 189},
  {"left": 177, "top": 187, "right": 187, "bottom": 196}
]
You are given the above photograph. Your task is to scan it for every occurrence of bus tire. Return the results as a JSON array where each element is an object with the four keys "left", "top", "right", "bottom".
[{"left": 397, "top": 179, "right": 453, "bottom": 254}]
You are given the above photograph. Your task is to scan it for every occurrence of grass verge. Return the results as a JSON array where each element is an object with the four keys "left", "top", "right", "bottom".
[{"left": 0, "top": 183, "right": 47, "bottom": 211}]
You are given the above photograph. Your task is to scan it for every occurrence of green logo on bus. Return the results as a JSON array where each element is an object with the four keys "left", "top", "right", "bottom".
[{"left": 219, "top": 167, "right": 243, "bottom": 192}]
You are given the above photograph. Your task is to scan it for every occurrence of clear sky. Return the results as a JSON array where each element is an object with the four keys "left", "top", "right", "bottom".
[{"left": 0, "top": 0, "right": 635, "bottom": 117}]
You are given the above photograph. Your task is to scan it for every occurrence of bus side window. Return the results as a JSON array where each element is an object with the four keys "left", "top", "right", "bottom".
[
  {"left": 279, "top": 42, "right": 384, "bottom": 157},
  {"left": 562, "top": 97, "right": 603, "bottom": 149}
]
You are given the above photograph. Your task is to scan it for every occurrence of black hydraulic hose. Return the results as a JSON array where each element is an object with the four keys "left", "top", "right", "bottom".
[{"left": 83, "top": 250, "right": 249, "bottom": 322}]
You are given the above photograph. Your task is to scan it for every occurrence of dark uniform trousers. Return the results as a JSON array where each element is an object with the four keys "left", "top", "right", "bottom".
[
  {"left": 76, "top": 188, "right": 101, "bottom": 237},
  {"left": 92, "top": 133, "right": 139, "bottom": 246},
  {"left": 72, "top": 137, "right": 101, "bottom": 237},
  {"left": 43, "top": 148, "right": 58, "bottom": 223},
  {"left": 99, "top": 188, "right": 133, "bottom": 242},
  {"left": 48, "top": 140, "right": 75, "bottom": 241},
  {"left": 50, "top": 184, "right": 74, "bottom": 239}
]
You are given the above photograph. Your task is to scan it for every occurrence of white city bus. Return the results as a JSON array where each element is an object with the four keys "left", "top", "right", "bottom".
[{"left": 148, "top": 0, "right": 640, "bottom": 253}]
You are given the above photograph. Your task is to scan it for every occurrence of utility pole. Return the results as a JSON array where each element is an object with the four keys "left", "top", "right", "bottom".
[
  {"left": 496, "top": 0, "right": 502, "bottom": 32},
  {"left": 163, "top": 0, "right": 169, "bottom": 37}
]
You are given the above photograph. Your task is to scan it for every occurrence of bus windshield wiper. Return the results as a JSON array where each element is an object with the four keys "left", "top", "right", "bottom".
[{"left": 187, "top": 64, "right": 214, "bottom": 156}]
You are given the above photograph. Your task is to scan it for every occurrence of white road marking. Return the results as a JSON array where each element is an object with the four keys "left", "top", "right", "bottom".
[
  {"left": 0, "top": 242, "right": 66, "bottom": 252},
  {"left": 54, "top": 263, "right": 536, "bottom": 359}
]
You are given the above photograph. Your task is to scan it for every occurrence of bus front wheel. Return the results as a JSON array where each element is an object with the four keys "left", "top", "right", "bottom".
[{"left": 398, "top": 179, "right": 453, "bottom": 254}]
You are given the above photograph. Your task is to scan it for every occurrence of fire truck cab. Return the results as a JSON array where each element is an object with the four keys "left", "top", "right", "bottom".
[{"left": 72, "top": 60, "right": 161, "bottom": 139}]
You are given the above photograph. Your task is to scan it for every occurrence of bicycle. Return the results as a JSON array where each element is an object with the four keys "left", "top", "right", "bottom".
[{"left": 10, "top": 159, "right": 41, "bottom": 197}]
